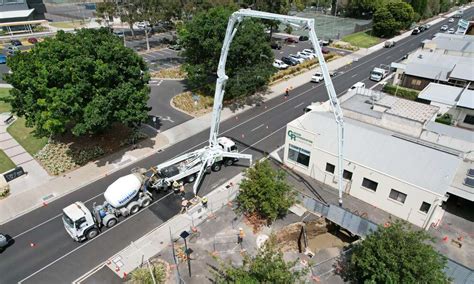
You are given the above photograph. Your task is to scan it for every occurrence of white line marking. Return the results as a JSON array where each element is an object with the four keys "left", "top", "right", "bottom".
[
  {"left": 251, "top": 124, "right": 264, "bottom": 132},
  {"left": 351, "top": 74, "right": 358, "bottom": 78},
  {"left": 18, "top": 192, "right": 173, "bottom": 283},
  {"left": 241, "top": 125, "right": 286, "bottom": 153},
  {"left": 294, "top": 102, "right": 305, "bottom": 109}
]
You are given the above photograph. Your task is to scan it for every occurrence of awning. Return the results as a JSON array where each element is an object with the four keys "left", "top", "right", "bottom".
[{"left": 0, "top": 9, "right": 34, "bottom": 20}]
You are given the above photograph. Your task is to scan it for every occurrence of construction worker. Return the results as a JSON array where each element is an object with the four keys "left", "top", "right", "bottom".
[
  {"left": 285, "top": 87, "right": 289, "bottom": 97},
  {"left": 201, "top": 196, "right": 208, "bottom": 208},
  {"left": 172, "top": 180, "right": 181, "bottom": 194},
  {"left": 180, "top": 197, "right": 189, "bottom": 214},
  {"left": 179, "top": 183, "right": 185, "bottom": 197}
]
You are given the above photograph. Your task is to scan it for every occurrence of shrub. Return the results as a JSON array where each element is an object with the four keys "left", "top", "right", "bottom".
[
  {"left": 383, "top": 83, "right": 419, "bottom": 100},
  {"left": 131, "top": 261, "right": 166, "bottom": 284},
  {"left": 435, "top": 113, "right": 452, "bottom": 125}
]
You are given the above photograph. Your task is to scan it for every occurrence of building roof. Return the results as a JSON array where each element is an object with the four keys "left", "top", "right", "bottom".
[
  {"left": 342, "top": 92, "right": 439, "bottom": 124},
  {"left": 405, "top": 51, "right": 474, "bottom": 81},
  {"left": 288, "top": 111, "right": 461, "bottom": 195},
  {"left": 0, "top": 9, "right": 34, "bottom": 20},
  {"left": 430, "top": 33, "right": 474, "bottom": 53},
  {"left": 450, "top": 63, "right": 474, "bottom": 81},
  {"left": 425, "top": 121, "right": 473, "bottom": 142},
  {"left": 418, "top": 83, "right": 463, "bottom": 105},
  {"left": 457, "top": 88, "right": 474, "bottom": 109}
]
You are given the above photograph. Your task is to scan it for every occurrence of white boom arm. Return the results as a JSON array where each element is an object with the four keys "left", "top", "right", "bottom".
[{"left": 210, "top": 9, "right": 345, "bottom": 205}]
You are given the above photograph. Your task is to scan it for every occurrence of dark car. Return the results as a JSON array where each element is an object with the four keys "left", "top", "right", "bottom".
[
  {"left": 281, "top": 56, "right": 299, "bottom": 66},
  {"left": 270, "top": 41, "right": 282, "bottom": 50},
  {"left": 299, "top": 35, "right": 309, "bottom": 41},
  {"left": 27, "top": 37, "right": 38, "bottom": 44},
  {"left": 411, "top": 28, "right": 420, "bottom": 35},
  {"left": 321, "top": 47, "right": 330, "bottom": 54},
  {"left": 0, "top": 54, "right": 6, "bottom": 64},
  {"left": 418, "top": 25, "right": 426, "bottom": 32},
  {"left": 11, "top": 39, "right": 22, "bottom": 46},
  {"left": 284, "top": 37, "right": 298, "bottom": 44}
]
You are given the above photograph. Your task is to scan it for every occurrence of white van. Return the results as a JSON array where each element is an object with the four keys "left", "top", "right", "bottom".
[{"left": 349, "top": 82, "right": 365, "bottom": 92}]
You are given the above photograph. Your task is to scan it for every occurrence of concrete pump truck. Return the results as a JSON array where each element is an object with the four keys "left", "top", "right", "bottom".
[{"left": 62, "top": 9, "right": 345, "bottom": 241}]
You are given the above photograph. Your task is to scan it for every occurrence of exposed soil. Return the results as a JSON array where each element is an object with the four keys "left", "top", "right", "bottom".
[{"left": 276, "top": 218, "right": 328, "bottom": 252}]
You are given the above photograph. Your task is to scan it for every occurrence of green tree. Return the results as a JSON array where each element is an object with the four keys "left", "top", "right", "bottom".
[
  {"left": 242, "top": 0, "right": 291, "bottom": 39},
  {"left": 372, "top": 0, "right": 414, "bottom": 37},
  {"left": 131, "top": 261, "right": 166, "bottom": 284},
  {"left": 178, "top": 6, "right": 274, "bottom": 100},
  {"left": 95, "top": 1, "right": 118, "bottom": 27},
  {"left": 236, "top": 160, "right": 295, "bottom": 223},
  {"left": 410, "top": 0, "right": 428, "bottom": 18},
  {"left": 386, "top": 0, "right": 415, "bottom": 30},
  {"left": 372, "top": 6, "right": 398, "bottom": 37},
  {"left": 347, "top": 220, "right": 448, "bottom": 283},
  {"left": 213, "top": 235, "right": 308, "bottom": 283},
  {"left": 347, "top": 0, "right": 383, "bottom": 18},
  {"left": 5, "top": 28, "right": 150, "bottom": 138}
]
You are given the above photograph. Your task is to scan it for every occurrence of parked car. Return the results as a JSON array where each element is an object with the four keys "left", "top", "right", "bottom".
[
  {"left": 27, "top": 37, "right": 38, "bottom": 44},
  {"left": 136, "top": 21, "right": 150, "bottom": 29},
  {"left": 418, "top": 25, "right": 426, "bottom": 32},
  {"left": 384, "top": 40, "right": 396, "bottom": 48},
  {"left": 289, "top": 54, "right": 304, "bottom": 64},
  {"left": 299, "top": 35, "right": 309, "bottom": 41},
  {"left": 297, "top": 51, "right": 314, "bottom": 60},
  {"left": 0, "top": 54, "right": 6, "bottom": 64},
  {"left": 449, "top": 18, "right": 455, "bottom": 23},
  {"left": 281, "top": 56, "right": 299, "bottom": 66},
  {"left": 411, "top": 28, "right": 420, "bottom": 35},
  {"left": 168, "top": 44, "right": 182, "bottom": 50},
  {"left": 448, "top": 28, "right": 455, "bottom": 34},
  {"left": 321, "top": 47, "right": 330, "bottom": 54},
  {"left": 0, "top": 233, "right": 11, "bottom": 252},
  {"left": 440, "top": 24, "right": 449, "bottom": 31},
  {"left": 5, "top": 46, "right": 19, "bottom": 55},
  {"left": 273, "top": 59, "right": 289, "bottom": 69},
  {"left": 319, "top": 39, "right": 330, "bottom": 46},
  {"left": 349, "top": 81, "right": 365, "bottom": 91},
  {"left": 284, "top": 37, "right": 298, "bottom": 44},
  {"left": 10, "top": 39, "right": 22, "bottom": 46},
  {"left": 311, "top": 72, "right": 324, "bottom": 83},
  {"left": 270, "top": 41, "right": 282, "bottom": 50},
  {"left": 423, "top": 24, "right": 431, "bottom": 29}
]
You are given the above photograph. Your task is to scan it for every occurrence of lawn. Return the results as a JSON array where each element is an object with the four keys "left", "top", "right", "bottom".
[
  {"left": 342, "top": 30, "right": 381, "bottom": 48},
  {"left": 7, "top": 117, "right": 48, "bottom": 156},
  {"left": 0, "top": 149, "right": 15, "bottom": 173},
  {"left": 0, "top": 88, "right": 11, "bottom": 113},
  {"left": 49, "top": 21, "right": 86, "bottom": 29}
]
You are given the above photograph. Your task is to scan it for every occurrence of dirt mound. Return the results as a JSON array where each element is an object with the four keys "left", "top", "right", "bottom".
[{"left": 276, "top": 218, "right": 328, "bottom": 252}]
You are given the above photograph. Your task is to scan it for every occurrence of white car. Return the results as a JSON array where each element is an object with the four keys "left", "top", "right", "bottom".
[
  {"left": 289, "top": 54, "right": 304, "bottom": 64},
  {"left": 448, "top": 28, "right": 455, "bottom": 34},
  {"left": 296, "top": 51, "right": 312, "bottom": 60},
  {"left": 311, "top": 72, "right": 324, "bottom": 83},
  {"left": 273, "top": 59, "right": 289, "bottom": 69},
  {"left": 440, "top": 25, "right": 449, "bottom": 31},
  {"left": 299, "top": 51, "right": 316, "bottom": 59},
  {"left": 448, "top": 18, "right": 454, "bottom": 23},
  {"left": 349, "top": 82, "right": 365, "bottom": 91}
]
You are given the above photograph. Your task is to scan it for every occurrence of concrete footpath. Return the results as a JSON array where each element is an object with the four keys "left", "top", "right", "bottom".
[{"left": 0, "top": 7, "right": 460, "bottom": 225}]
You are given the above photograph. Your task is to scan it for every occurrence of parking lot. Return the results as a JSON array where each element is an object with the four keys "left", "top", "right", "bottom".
[
  {"left": 140, "top": 48, "right": 183, "bottom": 72},
  {"left": 271, "top": 35, "right": 352, "bottom": 60}
]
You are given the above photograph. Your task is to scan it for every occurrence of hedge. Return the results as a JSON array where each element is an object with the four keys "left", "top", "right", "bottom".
[{"left": 382, "top": 84, "right": 419, "bottom": 101}]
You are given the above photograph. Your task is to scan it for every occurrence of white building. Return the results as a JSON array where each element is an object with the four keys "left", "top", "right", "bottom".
[{"left": 284, "top": 90, "right": 474, "bottom": 229}]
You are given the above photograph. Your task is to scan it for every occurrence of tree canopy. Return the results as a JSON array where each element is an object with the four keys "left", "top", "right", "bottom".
[
  {"left": 5, "top": 28, "right": 150, "bottom": 138},
  {"left": 347, "top": 220, "right": 448, "bottom": 283},
  {"left": 213, "top": 235, "right": 307, "bottom": 283},
  {"left": 178, "top": 6, "right": 275, "bottom": 100},
  {"left": 236, "top": 160, "right": 295, "bottom": 222},
  {"left": 372, "top": 0, "right": 415, "bottom": 37}
]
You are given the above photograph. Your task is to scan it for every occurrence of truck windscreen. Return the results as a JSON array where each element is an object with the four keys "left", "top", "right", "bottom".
[{"left": 63, "top": 213, "right": 74, "bottom": 228}]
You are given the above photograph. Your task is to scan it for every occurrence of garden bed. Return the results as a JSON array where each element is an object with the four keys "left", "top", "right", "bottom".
[{"left": 150, "top": 66, "right": 186, "bottom": 79}]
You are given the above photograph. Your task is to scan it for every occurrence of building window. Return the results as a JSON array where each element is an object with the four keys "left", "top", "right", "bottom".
[
  {"left": 389, "top": 189, "right": 407, "bottom": 204},
  {"left": 325, "top": 163, "right": 335, "bottom": 174},
  {"left": 464, "top": 115, "right": 474, "bottom": 125},
  {"left": 420, "top": 202, "right": 431, "bottom": 213},
  {"left": 362, "top": 178, "right": 378, "bottom": 191},
  {"left": 288, "top": 144, "right": 310, "bottom": 167},
  {"left": 343, "top": 170, "right": 353, "bottom": 180}
]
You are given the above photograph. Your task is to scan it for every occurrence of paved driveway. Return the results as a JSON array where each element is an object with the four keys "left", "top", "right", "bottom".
[{"left": 141, "top": 48, "right": 183, "bottom": 72}]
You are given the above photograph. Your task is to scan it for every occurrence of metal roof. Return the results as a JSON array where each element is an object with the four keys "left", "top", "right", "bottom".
[
  {"left": 0, "top": 9, "right": 34, "bottom": 20},
  {"left": 405, "top": 51, "right": 474, "bottom": 81},
  {"left": 450, "top": 63, "right": 474, "bottom": 81},
  {"left": 425, "top": 121, "right": 473, "bottom": 143},
  {"left": 289, "top": 111, "right": 461, "bottom": 196},
  {"left": 431, "top": 33, "right": 474, "bottom": 53},
  {"left": 418, "top": 83, "right": 463, "bottom": 105},
  {"left": 457, "top": 88, "right": 474, "bottom": 109}
]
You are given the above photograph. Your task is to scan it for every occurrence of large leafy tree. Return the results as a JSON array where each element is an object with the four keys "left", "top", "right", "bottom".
[
  {"left": 372, "top": 0, "right": 414, "bottom": 37},
  {"left": 347, "top": 0, "right": 383, "bottom": 18},
  {"left": 386, "top": 0, "right": 415, "bottom": 30},
  {"left": 179, "top": 6, "right": 274, "bottom": 100},
  {"left": 372, "top": 6, "right": 398, "bottom": 37},
  {"left": 5, "top": 28, "right": 150, "bottom": 138},
  {"left": 213, "top": 235, "right": 308, "bottom": 283},
  {"left": 236, "top": 160, "right": 295, "bottom": 223},
  {"left": 347, "top": 220, "right": 448, "bottom": 283}
]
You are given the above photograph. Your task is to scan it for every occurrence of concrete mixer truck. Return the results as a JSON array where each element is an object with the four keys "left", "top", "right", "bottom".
[{"left": 62, "top": 170, "right": 152, "bottom": 241}]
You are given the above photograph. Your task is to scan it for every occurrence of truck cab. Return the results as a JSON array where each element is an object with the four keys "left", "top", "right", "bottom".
[
  {"left": 63, "top": 202, "right": 97, "bottom": 242},
  {"left": 370, "top": 67, "right": 388, "bottom": 82}
]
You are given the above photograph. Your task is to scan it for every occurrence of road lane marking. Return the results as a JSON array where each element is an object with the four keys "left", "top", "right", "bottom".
[
  {"left": 351, "top": 73, "right": 358, "bottom": 78},
  {"left": 294, "top": 102, "right": 305, "bottom": 109},
  {"left": 251, "top": 124, "right": 264, "bottom": 132},
  {"left": 18, "top": 192, "right": 173, "bottom": 284},
  {"left": 241, "top": 125, "right": 286, "bottom": 153}
]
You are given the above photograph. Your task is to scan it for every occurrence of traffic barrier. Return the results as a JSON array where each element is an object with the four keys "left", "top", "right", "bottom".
[
  {"left": 123, "top": 272, "right": 127, "bottom": 279},
  {"left": 115, "top": 266, "right": 120, "bottom": 272},
  {"left": 30, "top": 242, "right": 36, "bottom": 247},
  {"left": 107, "top": 260, "right": 111, "bottom": 265},
  {"left": 442, "top": 236, "right": 449, "bottom": 242},
  {"left": 42, "top": 202, "right": 48, "bottom": 207}
]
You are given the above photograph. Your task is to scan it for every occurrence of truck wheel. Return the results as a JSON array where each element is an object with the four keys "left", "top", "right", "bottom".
[
  {"left": 86, "top": 228, "right": 99, "bottom": 240},
  {"left": 224, "top": 159, "right": 234, "bottom": 166},
  {"left": 187, "top": 174, "right": 196, "bottom": 183},
  {"left": 128, "top": 201, "right": 140, "bottom": 215},
  {"left": 106, "top": 217, "right": 118, "bottom": 228},
  {"left": 141, "top": 197, "right": 152, "bottom": 207},
  {"left": 211, "top": 163, "right": 222, "bottom": 172}
]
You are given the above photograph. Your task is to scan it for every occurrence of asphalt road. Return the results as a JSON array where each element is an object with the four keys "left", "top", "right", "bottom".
[
  {"left": 0, "top": 10, "right": 472, "bottom": 283},
  {"left": 141, "top": 48, "right": 183, "bottom": 72}
]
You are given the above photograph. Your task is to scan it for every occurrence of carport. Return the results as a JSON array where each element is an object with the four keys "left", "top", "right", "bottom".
[{"left": 0, "top": 19, "right": 50, "bottom": 37}]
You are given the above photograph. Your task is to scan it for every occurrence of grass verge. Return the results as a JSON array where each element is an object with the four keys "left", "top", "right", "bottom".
[
  {"left": 7, "top": 117, "right": 48, "bottom": 156},
  {"left": 151, "top": 66, "right": 186, "bottom": 79},
  {"left": 0, "top": 88, "right": 11, "bottom": 113},
  {"left": 342, "top": 31, "right": 380, "bottom": 48},
  {"left": 0, "top": 150, "right": 15, "bottom": 173},
  {"left": 49, "top": 21, "right": 86, "bottom": 29},
  {"left": 172, "top": 91, "right": 214, "bottom": 117}
]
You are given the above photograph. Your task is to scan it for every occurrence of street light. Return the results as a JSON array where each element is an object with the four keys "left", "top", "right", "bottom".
[{"left": 180, "top": 230, "right": 192, "bottom": 278}]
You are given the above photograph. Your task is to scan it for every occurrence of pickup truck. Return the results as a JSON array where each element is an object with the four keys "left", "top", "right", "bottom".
[{"left": 370, "top": 67, "right": 389, "bottom": 82}]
